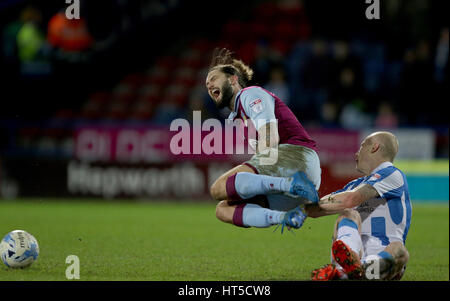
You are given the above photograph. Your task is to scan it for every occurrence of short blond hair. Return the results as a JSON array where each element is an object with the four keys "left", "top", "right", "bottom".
[{"left": 369, "top": 131, "right": 399, "bottom": 162}]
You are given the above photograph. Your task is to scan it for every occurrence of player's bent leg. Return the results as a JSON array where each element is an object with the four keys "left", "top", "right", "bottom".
[
  {"left": 247, "top": 144, "right": 321, "bottom": 205},
  {"left": 215, "top": 200, "right": 236, "bottom": 224},
  {"left": 332, "top": 209, "right": 362, "bottom": 242},
  {"left": 211, "top": 164, "right": 318, "bottom": 204},
  {"left": 221, "top": 145, "right": 321, "bottom": 205},
  {"left": 381, "top": 242, "right": 409, "bottom": 280},
  {"left": 331, "top": 210, "right": 364, "bottom": 279},
  {"left": 215, "top": 197, "right": 292, "bottom": 229},
  {"left": 210, "top": 164, "right": 255, "bottom": 201}
]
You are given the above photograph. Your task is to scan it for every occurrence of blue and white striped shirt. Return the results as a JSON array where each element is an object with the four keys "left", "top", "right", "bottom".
[{"left": 335, "top": 162, "right": 412, "bottom": 246}]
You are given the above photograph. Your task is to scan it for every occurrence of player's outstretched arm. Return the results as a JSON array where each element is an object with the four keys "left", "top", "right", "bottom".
[{"left": 305, "top": 184, "right": 379, "bottom": 218}]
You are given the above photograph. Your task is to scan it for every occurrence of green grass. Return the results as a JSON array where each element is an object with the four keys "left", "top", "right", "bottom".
[{"left": 0, "top": 199, "right": 448, "bottom": 281}]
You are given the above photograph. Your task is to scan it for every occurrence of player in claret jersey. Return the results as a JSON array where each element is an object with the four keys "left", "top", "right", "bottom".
[{"left": 205, "top": 48, "right": 321, "bottom": 232}]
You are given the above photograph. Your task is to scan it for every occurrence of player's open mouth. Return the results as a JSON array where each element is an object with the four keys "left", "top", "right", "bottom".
[{"left": 212, "top": 89, "right": 220, "bottom": 99}]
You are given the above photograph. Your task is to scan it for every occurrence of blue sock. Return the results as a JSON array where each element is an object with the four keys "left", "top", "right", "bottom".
[
  {"left": 234, "top": 172, "right": 291, "bottom": 199},
  {"left": 377, "top": 251, "right": 394, "bottom": 261},
  {"left": 376, "top": 251, "right": 395, "bottom": 277},
  {"left": 242, "top": 204, "right": 285, "bottom": 228}
]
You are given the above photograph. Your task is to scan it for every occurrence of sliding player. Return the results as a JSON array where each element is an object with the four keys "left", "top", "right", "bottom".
[
  {"left": 302, "top": 131, "right": 411, "bottom": 280},
  {"left": 205, "top": 48, "right": 321, "bottom": 231}
]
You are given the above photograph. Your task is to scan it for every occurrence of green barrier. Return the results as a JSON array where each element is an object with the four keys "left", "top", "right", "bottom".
[
  {"left": 396, "top": 160, "right": 449, "bottom": 202},
  {"left": 395, "top": 159, "right": 449, "bottom": 175}
]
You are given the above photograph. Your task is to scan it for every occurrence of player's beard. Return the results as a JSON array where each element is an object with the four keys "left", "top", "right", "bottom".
[{"left": 215, "top": 80, "right": 234, "bottom": 110}]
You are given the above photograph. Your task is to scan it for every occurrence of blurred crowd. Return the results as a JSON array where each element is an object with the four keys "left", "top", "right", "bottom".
[
  {"left": 0, "top": 0, "right": 448, "bottom": 158},
  {"left": 2, "top": 0, "right": 180, "bottom": 66},
  {"left": 252, "top": 33, "right": 449, "bottom": 129}
]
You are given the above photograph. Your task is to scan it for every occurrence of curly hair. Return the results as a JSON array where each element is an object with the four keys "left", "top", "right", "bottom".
[{"left": 209, "top": 48, "right": 254, "bottom": 88}]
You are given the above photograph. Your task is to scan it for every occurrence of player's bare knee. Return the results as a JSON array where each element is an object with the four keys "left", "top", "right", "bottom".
[
  {"left": 215, "top": 201, "right": 231, "bottom": 222},
  {"left": 210, "top": 180, "right": 225, "bottom": 201},
  {"left": 333, "top": 209, "right": 361, "bottom": 239},
  {"left": 398, "top": 248, "right": 409, "bottom": 268},
  {"left": 391, "top": 242, "right": 409, "bottom": 264},
  {"left": 402, "top": 247, "right": 410, "bottom": 264},
  {"left": 336, "top": 209, "right": 361, "bottom": 227},
  {"left": 209, "top": 182, "right": 218, "bottom": 199},
  {"left": 215, "top": 201, "right": 225, "bottom": 221},
  {"left": 215, "top": 200, "right": 225, "bottom": 216},
  {"left": 343, "top": 209, "right": 361, "bottom": 225}
]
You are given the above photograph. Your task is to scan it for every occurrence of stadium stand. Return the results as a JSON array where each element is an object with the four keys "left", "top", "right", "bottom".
[{"left": 0, "top": 0, "right": 447, "bottom": 200}]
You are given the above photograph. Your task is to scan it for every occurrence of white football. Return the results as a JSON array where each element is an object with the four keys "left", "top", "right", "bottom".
[{"left": 0, "top": 230, "right": 39, "bottom": 268}]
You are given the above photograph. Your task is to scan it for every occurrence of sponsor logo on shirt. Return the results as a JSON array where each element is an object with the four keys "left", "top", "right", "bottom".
[
  {"left": 369, "top": 173, "right": 381, "bottom": 181},
  {"left": 249, "top": 99, "right": 264, "bottom": 113}
]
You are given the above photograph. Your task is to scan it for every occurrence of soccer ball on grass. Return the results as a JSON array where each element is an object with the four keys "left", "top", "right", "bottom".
[{"left": 0, "top": 230, "right": 39, "bottom": 268}]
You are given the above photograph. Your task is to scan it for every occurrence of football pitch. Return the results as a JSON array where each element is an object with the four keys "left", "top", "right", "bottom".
[{"left": 0, "top": 199, "right": 448, "bottom": 281}]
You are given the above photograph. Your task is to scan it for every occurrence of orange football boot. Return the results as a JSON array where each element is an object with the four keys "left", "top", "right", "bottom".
[
  {"left": 311, "top": 264, "right": 343, "bottom": 281},
  {"left": 331, "top": 240, "right": 364, "bottom": 279}
]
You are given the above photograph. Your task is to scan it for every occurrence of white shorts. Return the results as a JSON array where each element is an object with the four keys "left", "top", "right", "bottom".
[
  {"left": 245, "top": 144, "right": 321, "bottom": 212},
  {"left": 360, "top": 235, "right": 404, "bottom": 261},
  {"left": 361, "top": 235, "right": 387, "bottom": 261}
]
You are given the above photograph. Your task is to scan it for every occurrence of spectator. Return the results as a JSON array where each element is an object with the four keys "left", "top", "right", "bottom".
[
  {"left": 328, "top": 64, "right": 365, "bottom": 122},
  {"left": 339, "top": 99, "right": 372, "bottom": 130},
  {"left": 374, "top": 101, "right": 399, "bottom": 129},
  {"left": 47, "top": 10, "right": 93, "bottom": 53},
  {"left": 16, "top": 6, "right": 45, "bottom": 62},
  {"left": 264, "top": 66, "right": 291, "bottom": 105},
  {"left": 330, "top": 40, "right": 363, "bottom": 92},
  {"left": 15, "top": 5, "right": 54, "bottom": 78},
  {"left": 398, "top": 41, "right": 434, "bottom": 125},
  {"left": 301, "top": 39, "right": 332, "bottom": 120},
  {"left": 251, "top": 42, "right": 284, "bottom": 86},
  {"left": 319, "top": 101, "right": 339, "bottom": 128},
  {"left": 2, "top": 5, "right": 50, "bottom": 76},
  {"left": 434, "top": 27, "right": 449, "bottom": 84},
  {"left": 432, "top": 27, "right": 449, "bottom": 125}
]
